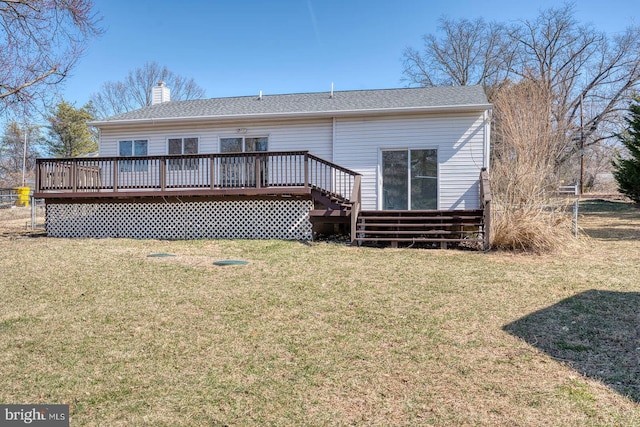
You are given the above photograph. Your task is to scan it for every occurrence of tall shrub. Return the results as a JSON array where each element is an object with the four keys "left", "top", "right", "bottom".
[{"left": 490, "top": 80, "right": 574, "bottom": 252}]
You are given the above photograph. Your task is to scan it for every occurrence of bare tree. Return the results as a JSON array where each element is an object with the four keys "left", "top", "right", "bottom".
[
  {"left": 0, "top": 0, "right": 101, "bottom": 115},
  {"left": 91, "top": 62, "right": 206, "bottom": 118},
  {"left": 512, "top": 4, "right": 640, "bottom": 168},
  {"left": 403, "top": 3, "right": 640, "bottom": 188},
  {"left": 402, "top": 17, "right": 516, "bottom": 92}
]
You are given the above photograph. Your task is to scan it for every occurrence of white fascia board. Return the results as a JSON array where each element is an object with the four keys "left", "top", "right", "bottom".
[{"left": 89, "top": 103, "right": 492, "bottom": 128}]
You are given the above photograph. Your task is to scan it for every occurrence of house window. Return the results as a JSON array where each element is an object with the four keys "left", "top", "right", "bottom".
[
  {"left": 220, "top": 136, "right": 268, "bottom": 153},
  {"left": 119, "top": 140, "right": 148, "bottom": 172},
  {"left": 382, "top": 149, "right": 437, "bottom": 210},
  {"left": 219, "top": 137, "right": 268, "bottom": 186},
  {"left": 168, "top": 137, "right": 198, "bottom": 170}
]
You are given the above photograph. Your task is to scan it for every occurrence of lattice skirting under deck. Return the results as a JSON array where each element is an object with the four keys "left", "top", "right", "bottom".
[{"left": 45, "top": 199, "right": 313, "bottom": 240}]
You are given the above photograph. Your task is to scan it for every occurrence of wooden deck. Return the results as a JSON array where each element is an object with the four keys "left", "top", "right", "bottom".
[
  {"left": 35, "top": 151, "right": 363, "bottom": 242},
  {"left": 35, "top": 153, "right": 490, "bottom": 248},
  {"left": 34, "top": 151, "right": 359, "bottom": 201}
]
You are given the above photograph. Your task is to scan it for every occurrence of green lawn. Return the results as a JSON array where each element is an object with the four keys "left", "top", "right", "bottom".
[{"left": 0, "top": 200, "right": 639, "bottom": 426}]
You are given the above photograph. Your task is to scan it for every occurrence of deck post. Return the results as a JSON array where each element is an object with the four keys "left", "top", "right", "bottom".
[
  {"left": 303, "top": 152, "right": 309, "bottom": 189},
  {"left": 35, "top": 160, "right": 41, "bottom": 193},
  {"left": 349, "top": 174, "right": 362, "bottom": 244},
  {"left": 70, "top": 161, "right": 77, "bottom": 192},
  {"left": 112, "top": 160, "right": 118, "bottom": 192},
  {"left": 160, "top": 158, "right": 166, "bottom": 191},
  {"left": 255, "top": 153, "right": 262, "bottom": 188},
  {"left": 209, "top": 155, "right": 215, "bottom": 190},
  {"left": 483, "top": 200, "right": 491, "bottom": 250}
]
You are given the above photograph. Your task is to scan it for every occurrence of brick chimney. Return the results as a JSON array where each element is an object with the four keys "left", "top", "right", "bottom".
[{"left": 151, "top": 81, "right": 170, "bottom": 105}]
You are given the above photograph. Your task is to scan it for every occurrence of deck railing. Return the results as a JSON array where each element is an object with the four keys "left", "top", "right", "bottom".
[{"left": 36, "top": 151, "right": 361, "bottom": 203}]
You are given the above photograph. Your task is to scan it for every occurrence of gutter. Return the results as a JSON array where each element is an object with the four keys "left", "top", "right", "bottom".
[{"left": 89, "top": 103, "right": 493, "bottom": 128}]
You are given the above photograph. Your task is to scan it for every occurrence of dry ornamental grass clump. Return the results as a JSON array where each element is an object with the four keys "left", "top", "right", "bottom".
[
  {"left": 489, "top": 80, "right": 575, "bottom": 253},
  {"left": 491, "top": 201, "right": 575, "bottom": 253}
]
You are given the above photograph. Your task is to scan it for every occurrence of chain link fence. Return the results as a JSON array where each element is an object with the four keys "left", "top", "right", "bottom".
[
  {"left": 557, "top": 185, "right": 580, "bottom": 237},
  {"left": 0, "top": 188, "right": 46, "bottom": 233},
  {"left": 0, "top": 188, "right": 18, "bottom": 208}
]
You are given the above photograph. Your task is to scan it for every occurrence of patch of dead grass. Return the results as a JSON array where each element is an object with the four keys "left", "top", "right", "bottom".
[
  {"left": 0, "top": 206, "right": 45, "bottom": 239},
  {"left": 0, "top": 202, "right": 639, "bottom": 425}
]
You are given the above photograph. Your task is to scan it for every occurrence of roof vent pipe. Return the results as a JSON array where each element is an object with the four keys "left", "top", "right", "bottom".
[
  {"left": 258, "top": 90, "right": 263, "bottom": 100},
  {"left": 330, "top": 82, "right": 334, "bottom": 98}
]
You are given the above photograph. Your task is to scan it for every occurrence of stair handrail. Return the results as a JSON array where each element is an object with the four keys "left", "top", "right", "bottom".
[
  {"left": 305, "top": 153, "right": 361, "bottom": 203},
  {"left": 480, "top": 168, "right": 492, "bottom": 250}
]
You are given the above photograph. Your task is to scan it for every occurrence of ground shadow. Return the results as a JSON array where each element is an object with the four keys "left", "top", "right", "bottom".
[
  {"left": 503, "top": 290, "right": 640, "bottom": 402},
  {"left": 579, "top": 199, "right": 640, "bottom": 240},
  {"left": 580, "top": 199, "right": 637, "bottom": 216}
]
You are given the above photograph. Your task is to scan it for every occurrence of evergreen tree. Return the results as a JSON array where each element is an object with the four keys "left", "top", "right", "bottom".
[
  {"left": 45, "top": 101, "right": 97, "bottom": 157},
  {"left": 612, "top": 99, "right": 640, "bottom": 204}
]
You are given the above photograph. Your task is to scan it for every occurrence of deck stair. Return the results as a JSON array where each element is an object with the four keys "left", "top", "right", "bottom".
[
  {"left": 355, "top": 209, "right": 486, "bottom": 248},
  {"left": 308, "top": 187, "right": 354, "bottom": 230}
]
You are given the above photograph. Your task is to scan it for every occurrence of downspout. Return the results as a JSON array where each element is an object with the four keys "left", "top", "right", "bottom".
[
  {"left": 484, "top": 108, "right": 492, "bottom": 170},
  {"left": 331, "top": 117, "right": 336, "bottom": 162},
  {"left": 97, "top": 127, "right": 103, "bottom": 156}
]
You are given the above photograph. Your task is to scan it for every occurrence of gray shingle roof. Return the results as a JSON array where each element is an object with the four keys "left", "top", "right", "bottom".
[{"left": 94, "top": 85, "right": 489, "bottom": 125}]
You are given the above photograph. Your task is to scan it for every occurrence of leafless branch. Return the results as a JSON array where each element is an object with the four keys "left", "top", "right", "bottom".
[
  {"left": 0, "top": 0, "right": 102, "bottom": 116},
  {"left": 90, "top": 62, "right": 206, "bottom": 119}
]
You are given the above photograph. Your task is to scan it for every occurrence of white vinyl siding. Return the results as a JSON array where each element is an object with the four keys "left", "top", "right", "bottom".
[
  {"left": 333, "top": 113, "right": 487, "bottom": 210},
  {"left": 98, "top": 113, "right": 488, "bottom": 211},
  {"left": 99, "top": 119, "right": 333, "bottom": 160}
]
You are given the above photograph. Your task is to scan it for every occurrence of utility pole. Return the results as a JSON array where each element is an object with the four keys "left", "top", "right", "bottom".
[
  {"left": 22, "top": 123, "right": 28, "bottom": 187},
  {"left": 579, "top": 95, "right": 584, "bottom": 195}
]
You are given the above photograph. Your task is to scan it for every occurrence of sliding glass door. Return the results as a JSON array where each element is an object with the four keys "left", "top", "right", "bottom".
[
  {"left": 382, "top": 149, "right": 437, "bottom": 210},
  {"left": 220, "top": 137, "right": 268, "bottom": 187},
  {"left": 382, "top": 151, "right": 409, "bottom": 210}
]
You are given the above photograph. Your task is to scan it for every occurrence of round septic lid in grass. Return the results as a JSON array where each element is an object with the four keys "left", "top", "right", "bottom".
[
  {"left": 213, "top": 260, "right": 249, "bottom": 266},
  {"left": 147, "top": 253, "right": 176, "bottom": 258}
]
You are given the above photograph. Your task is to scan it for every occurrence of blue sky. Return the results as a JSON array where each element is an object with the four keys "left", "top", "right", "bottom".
[{"left": 62, "top": 0, "right": 639, "bottom": 106}]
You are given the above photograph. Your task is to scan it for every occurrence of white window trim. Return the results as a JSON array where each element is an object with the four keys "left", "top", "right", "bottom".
[
  {"left": 166, "top": 136, "right": 200, "bottom": 155},
  {"left": 377, "top": 147, "right": 440, "bottom": 210},
  {"left": 118, "top": 139, "right": 149, "bottom": 156},
  {"left": 218, "top": 135, "right": 269, "bottom": 153},
  {"left": 118, "top": 139, "right": 149, "bottom": 173}
]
